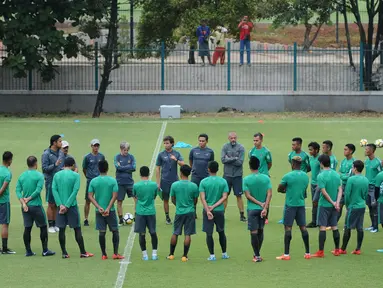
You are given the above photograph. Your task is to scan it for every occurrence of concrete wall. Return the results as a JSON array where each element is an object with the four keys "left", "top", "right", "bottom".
[{"left": 0, "top": 91, "right": 382, "bottom": 114}]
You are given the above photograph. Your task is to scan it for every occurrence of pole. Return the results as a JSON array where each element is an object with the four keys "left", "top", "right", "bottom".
[
  {"left": 336, "top": 8, "right": 339, "bottom": 44},
  {"left": 130, "top": 0, "right": 134, "bottom": 57},
  {"left": 293, "top": 42, "right": 297, "bottom": 91}
]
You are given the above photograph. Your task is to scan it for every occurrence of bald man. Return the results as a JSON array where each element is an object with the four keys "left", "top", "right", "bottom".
[{"left": 221, "top": 132, "right": 246, "bottom": 222}]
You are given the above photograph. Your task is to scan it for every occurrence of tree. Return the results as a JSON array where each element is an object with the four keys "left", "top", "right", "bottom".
[
  {"left": 259, "top": 0, "right": 335, "bottom": 51},
  {"left": 0, "top": 0, "right": 109, "bottom": 82}
]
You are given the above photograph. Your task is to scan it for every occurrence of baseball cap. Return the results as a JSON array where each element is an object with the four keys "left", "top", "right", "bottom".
[
  {"left": 90, "top": 139, "right": 100, "bottom": 146},
  {"left": 292, "top": 156, "right": 302, "bottom": 162},
  {"left": 62, "top": 141, "right": 69, "bottom": 148}
]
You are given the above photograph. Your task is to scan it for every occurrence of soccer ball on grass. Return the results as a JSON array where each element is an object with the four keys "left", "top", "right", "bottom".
[
  {"left": 360, "top": 139, "right": 368, "bottom": 147},
  {"left": 123, "top": 213, "right": 134, "bottom": 225}
]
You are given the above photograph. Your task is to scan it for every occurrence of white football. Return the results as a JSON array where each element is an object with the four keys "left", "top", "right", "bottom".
[
  {"left": 123, "top": 213, "right": 134, "bottom": 225},
  {"left": 360, "top": 139, "right": 368, "bottom": 147},
  {"left": 375, "top": 139, "right": 383, "bottom": 148}
]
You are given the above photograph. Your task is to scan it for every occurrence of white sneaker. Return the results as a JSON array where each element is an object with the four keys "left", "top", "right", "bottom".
[
  {"left": 54, "top": 227, "right": 60, "bottom": 232},
  {"left": 48, "top": 227, "right": 56, "bottom": 233}
]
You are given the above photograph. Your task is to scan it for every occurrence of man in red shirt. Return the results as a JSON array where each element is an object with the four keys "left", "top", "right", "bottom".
[{"left": 238, "top": 16, "right": 254, "bottom": 66}]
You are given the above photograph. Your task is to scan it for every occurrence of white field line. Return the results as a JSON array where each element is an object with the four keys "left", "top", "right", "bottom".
[{"left": 114, "top": 121, "right": 167, "bottom": 288}]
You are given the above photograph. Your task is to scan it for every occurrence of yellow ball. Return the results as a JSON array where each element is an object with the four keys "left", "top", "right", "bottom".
[
  {"left": 168, "top": 255, "right": 174, "bottom": 260},
  {"left": 181, "top": 256, "right": 188, "bottom": 262}
]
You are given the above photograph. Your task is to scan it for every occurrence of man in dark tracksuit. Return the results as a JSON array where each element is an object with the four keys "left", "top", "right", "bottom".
[{"left": 221, "top": 132, "right": 246, "bottom": 222}]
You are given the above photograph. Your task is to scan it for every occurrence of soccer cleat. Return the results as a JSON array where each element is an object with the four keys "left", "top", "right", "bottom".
[
  {"left": 102, "top": 255, "right": 108, "bottom": 260},
  {"left": 252, "top": 256, "right": 262, "bottom": 263},
  {"left": 25, "top": 251, "right": 36, "bottom": 257},
  {"left": 240, "top": 216, "right": 247, "bottom": 222},
  {"left": 304, "top": 254, "right": 311, "bottom": 259},
  {"left": 152, "top": 255, "right": 158, "bottom": 261},
  {"left": 312, "top": 250, "right": 325, "bottom": 258},
  {"left": 278, "top": 219, "right": 283, "bottom": 224},
  {"left": 306, "top": 222, "right": 317, "bottom": 228},
  {"left": 331, "top": 249, "right": 340, "bottom": 256},
  {"left": 276, "top": 255, "right": 290, "bottom": 260},
  {"left": 370, "top": 229, "right": 378, "bottom": 233},
  {"left": 113, "top": 254, "right": 125, "bottom": 260},
  {"left": 48, "top": 227, "right": 56, "bottom": 233},
  {"left": 365, "top": 226, "right": 373, "bottom": 231},
  {"left": 181, "top": 256, "right": 188, "bottom": 262},
  {"left": 351, "top": 250, "right": 361, "bottom": 255},
  {"left": 2, "top": 248, "right": 16, "bottom": 254},
  {"left": 337, "top": 249, "right": 347, "bottom": 255},
  {"left": 80, "top": 252, "right": 94, "bottom": 258},
  {"left": 207, "top": 255, "right": 216, "bottom": 261},
  {"left": 84, "top": 219, "right": 89, "bottom": 226},
  {"left": 166, "top": 255, "right": 175, "bottom": 260},
  {"left": 62, "top": 254, "right": 70, "bottom": 259},
  {"left": 54, "top": 227, "right": 60, "bottom": 232},
  {"left": 165, "top": 218, "right": 172, "bottom": 225},
  {"left": 265, "top": 219, "right": 269, "bottom": 225},
  {"left": 42, "top": 250, "right": 56, "bottom": 257},
  {"left": 142, "top": 255, "right": 149, "bottom": 261},
  {"left": 222, "top": 253, "right": 230, "bottom": 260},
  {"left": 377, "top": 249, "right": 383, "bottom": 253}
]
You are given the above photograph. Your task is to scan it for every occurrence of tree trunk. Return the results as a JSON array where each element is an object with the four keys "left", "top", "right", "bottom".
[
  {"left": 303, "top": 23, "right": 312, "bottom": 51},
  {"left": 92, "top": 0, "right": 119, "bottom": 118},
  {"left": 342, "top": 0, "right": 355, "bottom": 69},
  {"left": 364, "top": 0, "right": 375, "bottom": 90}
]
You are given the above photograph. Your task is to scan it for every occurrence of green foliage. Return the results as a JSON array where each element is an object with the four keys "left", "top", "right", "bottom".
[{"left": 0, "top": 0, "right": 110, "bottom": 81}]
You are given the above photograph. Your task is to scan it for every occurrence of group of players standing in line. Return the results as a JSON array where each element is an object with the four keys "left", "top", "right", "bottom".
[{"left": 0, "top": 132, "right": 383, "bottom": 262}]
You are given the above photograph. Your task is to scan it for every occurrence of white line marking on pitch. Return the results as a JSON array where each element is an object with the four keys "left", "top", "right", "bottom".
[{"left": 114, "top": 121, "right": 167, "bottom": 288}]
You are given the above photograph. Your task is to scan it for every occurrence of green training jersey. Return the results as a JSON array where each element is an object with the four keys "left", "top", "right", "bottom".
[
  {"left": 317, "top": 169, "right": 341, "bottom": 207},
  {"left": 0, "top": 165, "right": 12, "bottom": 204},
  {"left": 339, "top": 157, "right": 355, "bottom": 185},
  {"left": 170, "top": 180, "right": 199, "bottom": 215},
  {"left": 15, "top": 169, "right": 44, "bottom": 206},
  {"left": 288, "top": 151, "right": 310, "bottom": 172},
  {"left": 88, "top": 175, "right": 118, "bottom": 212},
  {"left": 365, "top": 157, "right": 382, "bottom": 185},
  {"left": 309, "top": 154, "right": 320, "bottom": 185},
  {"left": 52, "top": 169, "right": 80, "bottom": 207},
  {"left": 330, "top": 155, "right": 338, "bottom": 171},
  {"left": 133, "top": 180, "right": 158, "bottom": 215},
  {"left": 248, "top": 146, "right": 272, "bottom": 175},
  {"left": 280, "top": 170, "right": 309, "bottom": 207},
  {"left": 199, "top": 176, "right": 229, "bottom": 212},
  {"left": 344, "top": 174, "right": 369, "bottom": 209},
  {"left": 375, "top": 171, "right": 383, "bottom": 203},
  {"left": 243, "top": 172, "right": 272, "bottom": 210}
]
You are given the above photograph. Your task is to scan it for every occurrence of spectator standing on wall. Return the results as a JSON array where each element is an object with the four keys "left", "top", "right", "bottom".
[
  {"left": 211, "top": 26, "right": 228, "bottom": 66},
  {"left": 238, "top": 16, "right": 254, "bottom": 67},
  {"left": 196, "top": 19, "right": 212, "bottom": 66}
]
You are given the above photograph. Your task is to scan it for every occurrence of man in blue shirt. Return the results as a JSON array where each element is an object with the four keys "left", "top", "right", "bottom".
[
  {"left": 196, "top": 19, "right": 212, "bottom": 66},
  {"left": 156, "top": 136, "right": 185, "bottom": 225},
  {"left": 82, "top": 139, "right": 105, "bottom": 226},
  {"left": 114, "top": 141, "right": 136, "bottom": 225}
]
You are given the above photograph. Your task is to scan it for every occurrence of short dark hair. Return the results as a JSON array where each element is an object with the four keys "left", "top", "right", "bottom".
[
  {"left": 308, "top": 141, "right": 320, "bottom": 151},
  {"left": 353, "top": 160, "right": 364, "bottom": 173},
  {"left": 253, "top": 133, "right": 263, "bottom": 140},
  {"left": 367, "top": 143, "right": 377, "bottom": 152},
  {"left": 323, "top": 140, "right": 333, "bottom": 150},
  {"left": 208, "top": 161, "right": 218, "bottom": 173},
  {"left": 345, "top": 143, "right": 356, "bottom": 154},
  {"left": 98, "top": 160, "right": 109, "bottom": 173},
  {"left": 27, "top": 156, "right": 37, "bottom": 168},
  {"left": 64, "top": 157, "right": 75, "bottom": 167},
  {"left": 180, "top": 165, "right": 192, "bottom": 177},
  {"left": 249, "top": 156, "right": 260, "bottom": 170},
  {"left": 140, "top": 166, "right": 150, "bottom": 177},
  {"left": 292, "top": 137, "right": 303, "bottom": 144},
  {"left": 318, "top": 154, "right": 330, "bottom": 167},
  {"left": 50, "top": 135, "right": 61, "bottom": 146},
  {"left": 3, "top": 151, "right": 13, "bottom": 162},
  {"left": 163, "top": 136, "right": 175, "bottom": 146},
  {"left": 199, "top": 134, "right": 209, "bottom": 141}
]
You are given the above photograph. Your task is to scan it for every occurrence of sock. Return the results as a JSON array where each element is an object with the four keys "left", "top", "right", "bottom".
[
  {"left": 312, "top": 205, "right": 318, "bottom": 224},
  {"left": 112, "top": 231, "right": 120, "bottom": 255},
  {"left": 48, "top": 220, "right": 54, "bottom": 228},
  {"left": 170, "top": 244, "right": 176, "bottom": 255},
  {"left": 139, "top": 234, "right": 146, "bottom": 251},
  {"left": 23, "top": 227, "right": 32, "bottom": 253},
  {"left": 152, "top": 249, "right": 158, "bottom": 256},
  {"left": 40, "top": 226, "right": 48, "bottom": 252},
  {"left": 284, "top": 230, "right": 292, "bottom": 255},
  {"left": 52, "top": 220, "right": 56, "bottom": 227},
  {"left": 74, "top": 228, "right": 86, "bottom": 254},
  {"left": 301, "top": 229, "right": 310, "bottom": 254},
  {"left": 165, "top": 212, "right": 170, "bottom": 219},
  {"left": 341, "top": 229, "right": 351, "bottom": 251},
  {"left": 150, "top": 233, "right": 158, "bottom": 250},
  {"left": 142, "top": 250, "right": 148, "bottom": 257},
  {"left": 258, "top": 229, "right": 264, "bottom": 251},
  {"left": 2, "top": 238, "right": 7, "bottom": 250},
  {"left": 206, "top": 234, "right": 214, "bottom": 255},
  {"left": 333, "top": 229, "right": 340, "bottom": 249},
  {"left": 58, "top": 228, "right": 67, "bottom": 254},
  {"left": 99, "top": 232, "right": 107, "bottom": 256},
  {"left": 319, "top": 230, "right": 326, "bottom": 251},
  {"left": 183, "top": 244, "right": 190, "bottom": 257},
  {"left": 240, "top": 212, "right": 244, "bottom": 218},
  {"left": 251, "top": 233, "right": 260, "bottom": 257},
  {"left": 218, "top": 231, "right": 227, "bottom": 253},
  {"left": 119, "top": 215, "right": 123, "bottom": 223},
  {"left": 356, "top": 229, "right": 364, "bottom": 250}
]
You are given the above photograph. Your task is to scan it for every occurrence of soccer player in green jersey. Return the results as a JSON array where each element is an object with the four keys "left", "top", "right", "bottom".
[
  {"left": 364, "top": 143, "right": 382, "bottom": 233},
  {"left": 307, "top": 142, "right": 320, "bottom": 228},
  {"left": 0, "top": 151, "right": 14, "bottom": 254},
  {"left": 337, "top": 144, "right": 356, "bottom": 222},
  {"left": 244, "top": 156, "right": 272, "bottom": 262},
  {"left": 199, "top": 161, "right": 229, "bottom": 261},
  {"left": 53, "top": 157, "right": 94, "bottom": 259},
  {"left": 375, "top": 170, "right": 383, "bottom": 253},
  {"left": 167, "top": 165, "right": 199, "bottom": 262},
  {"left": 88, "top": 160, "right": 124, "bottom": 260},
  {"left": 276, "top": 156, "right": 310, "bottom": 260},
  {"left": 312, "top": 155, "right": 342, "bottom": 258},
  {"left": 340, "top": 160, "right": 368, "bottom": 255},
  {"left": 16, "top": 156, "right": 55, "bottom": 257},
  {"left": 133, "top": 166, "right": 159, "bottom": 261},
  {"left": 322, "top": 140, "right": 338, "bottom": 171}
]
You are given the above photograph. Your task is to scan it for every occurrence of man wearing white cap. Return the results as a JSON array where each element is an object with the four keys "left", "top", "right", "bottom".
[
  {"left": 82, "top": 139, "right": 105, "bottom": 226},
  {"left": 61, "top": 141, "right": 78, "bottom": 172}
]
